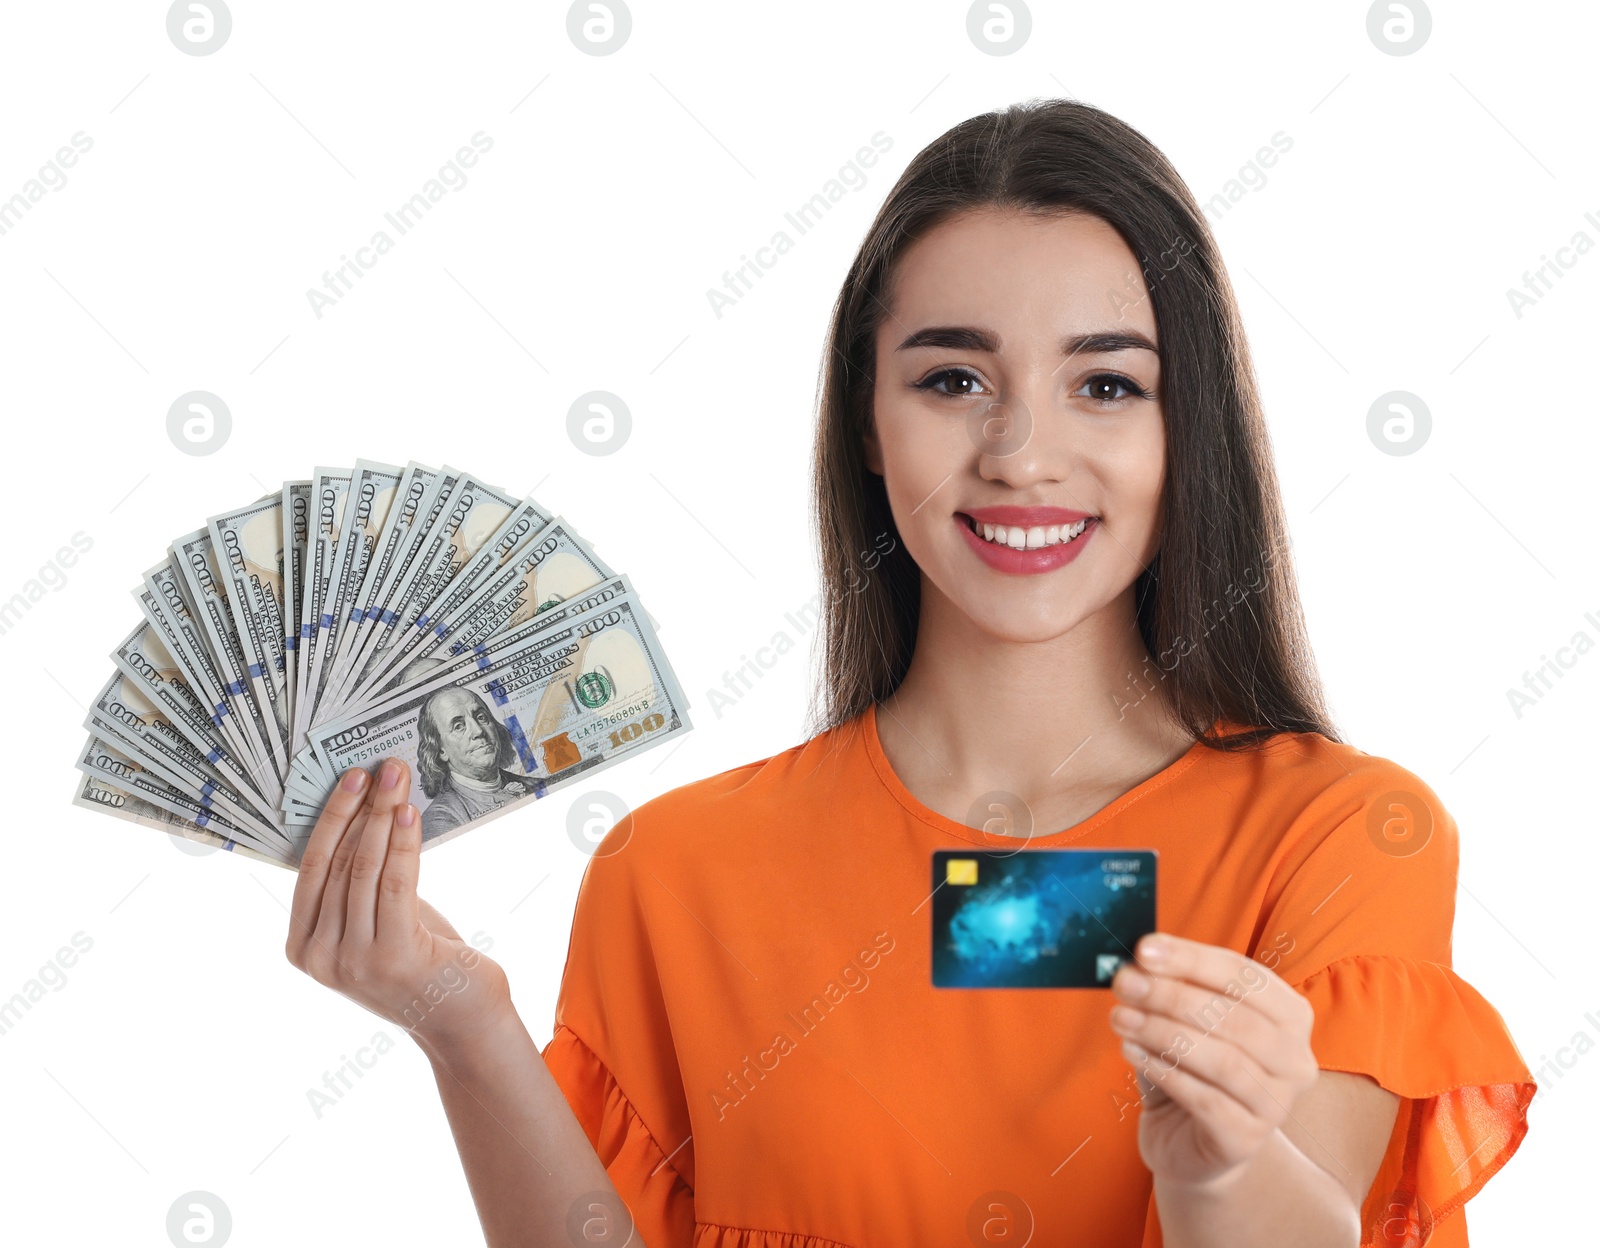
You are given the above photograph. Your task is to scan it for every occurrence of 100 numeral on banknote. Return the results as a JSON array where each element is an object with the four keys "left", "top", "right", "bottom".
[
  {"left": 305, "top": 594, "right": 688, "bottom": 850},
  {"left": 70, "top": 458, "right": 694, "bottom": 867}
]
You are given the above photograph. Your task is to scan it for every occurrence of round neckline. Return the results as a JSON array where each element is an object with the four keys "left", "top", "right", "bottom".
[{"left": 858, "top": 700, "right": 1215, "bottom": 847}]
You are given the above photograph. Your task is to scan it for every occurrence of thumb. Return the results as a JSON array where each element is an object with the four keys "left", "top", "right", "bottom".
[{"left": 416, "top": 896, "right": 465, "bottom": 943}]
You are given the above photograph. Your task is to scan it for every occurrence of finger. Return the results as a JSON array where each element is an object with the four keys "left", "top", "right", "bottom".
[
  {"left": 1124, "top": 1038, "right": 1264, "bottom": 1152},
  {"left": 324, "top": 758, "right": 411, "bottom": 951},
  {"left": 1133, "top": 933, "right": 1307, "bottom": 1030},
  {"left": 1112, "top": 1005, "right": 1283, "bottom": 1122},
  {"left": 288, "top": 767, "right": 370, "bottom": 962},
  {"left": 1112, "top": 962, "right": 1283, "bottom": 1070},
  {"left": 309, "top": 774, "right": 381, "bottom": 956},
  {"left": 343, "top": 788, "right": 404, "bottom": 951},
  {"left": 376, "top": 801, "right": 423, "bottom": 951}
]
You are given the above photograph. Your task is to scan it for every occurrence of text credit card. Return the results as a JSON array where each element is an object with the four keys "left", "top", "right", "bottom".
[{"left": 931, "top": 849, "right": 1157, "bottom": 988}]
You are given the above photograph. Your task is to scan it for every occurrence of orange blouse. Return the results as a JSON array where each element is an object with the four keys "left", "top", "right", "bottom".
[{"left": 542, "top": 705, "right": 1533, "bottom": 1247}]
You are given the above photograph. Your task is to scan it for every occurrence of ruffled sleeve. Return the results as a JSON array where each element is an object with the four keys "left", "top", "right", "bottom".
[
  {"left": 541, "top": 1023, "right": 696, "bottom": 1248},
  {"left": 1292, "top": 955, "right": 1533, "bottom": 1245},
  {"left": 1250, "top": 752, "right": 1535, "bottom": 1246}
]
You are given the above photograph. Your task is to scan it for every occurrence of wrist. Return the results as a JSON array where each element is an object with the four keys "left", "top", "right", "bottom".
[{"left": 413, "top": 999, "right": 528, "bottom": 1073}]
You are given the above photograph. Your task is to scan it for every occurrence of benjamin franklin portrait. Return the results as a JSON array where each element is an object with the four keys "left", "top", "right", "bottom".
[{"left": 416, "top": 686, "right": 540, "bottom": 839}]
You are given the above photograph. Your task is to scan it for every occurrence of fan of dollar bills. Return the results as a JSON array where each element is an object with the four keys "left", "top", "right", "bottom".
[{"left": 72, "top": 461, "right": 692, "bottom": 869}]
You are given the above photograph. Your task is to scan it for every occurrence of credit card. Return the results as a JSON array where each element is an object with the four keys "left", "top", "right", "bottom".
[{"left": 931, "top": 849, "right": 1157, "bottom": 988}]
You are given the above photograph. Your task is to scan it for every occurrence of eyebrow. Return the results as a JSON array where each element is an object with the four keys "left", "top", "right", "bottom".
[{"left": 894, "top": 326, "right": 1159, "bottom": 357}]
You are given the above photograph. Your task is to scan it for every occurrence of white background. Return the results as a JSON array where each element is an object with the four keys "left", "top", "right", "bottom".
[{"left": 0, "top": 1, "right": 1593, "bottom": 1243}]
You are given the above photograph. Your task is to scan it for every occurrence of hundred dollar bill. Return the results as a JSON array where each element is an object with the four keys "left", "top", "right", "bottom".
[
  {"left": 111, "top": 620, "right": 282, "bottom": 827},
  {"left": 75, "top": 734, "right": 292, "bottom": 862},
  {"left": 71, "top": 770, "right": 292, "bottom": 868},
  {"left": 337, "top": 470, "right": 519, "bottom": 710},
  {"left": 283, "top": 574, "right": 643, "bottom": 801},
  {"left": 354, "top": 498, "right": 568, "bottom": 701},
  {"left": 304, "top": 593, "right": 690, "bottom": 851},
  {"left": 302, "top": 459, "right": 403, "bottom": 731},
  {"left": 135, "top": 565, "right": 282, "bottom": 805},
  {"left": 281, "top": 480, "right": 311, "bottom": 733},
  {"left": 319, "top": 462, "right": 438, "bottom": 711},
  {"left": 172, "top": 528, "right": 288, "bottom": 782},
  {"left": 207, "top": 495, "right": 291, "bottom": 754},
  {"left": 291, "top": 467, "right": 357, "bottom": 755},
  {"left": 328, "top": 465, "right": 457, "bottom": 712},
  {"left": 86, "top": 669, "right": 293, "bottom": 853}
]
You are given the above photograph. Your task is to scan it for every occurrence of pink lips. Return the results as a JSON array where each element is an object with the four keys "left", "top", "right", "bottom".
[{"left": 956, "top": 507, "right": 1097, "bottom": 575}]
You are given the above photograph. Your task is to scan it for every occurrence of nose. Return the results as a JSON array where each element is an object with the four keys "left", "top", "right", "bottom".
[{"left": 975, "top": 373, "right": 1071, "bottom": 491}]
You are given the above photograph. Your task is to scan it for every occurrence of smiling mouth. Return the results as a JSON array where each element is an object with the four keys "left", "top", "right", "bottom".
[{"left": 958, "top": 513, "right": 1094, "bottom": 550}]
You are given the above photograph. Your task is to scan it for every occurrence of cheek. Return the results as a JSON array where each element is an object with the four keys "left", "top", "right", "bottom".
[
  {"left": 1098, "top": 425, "right": 1166, "bottom": 515},
  {"left": 875, "top": 398, "right": 964, "bottom": 508}
]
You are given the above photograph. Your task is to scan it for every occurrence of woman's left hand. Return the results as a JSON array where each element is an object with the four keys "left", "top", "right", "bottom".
[{"left": 1109, "top": 932, "right": 1321, "bottom": 1189}]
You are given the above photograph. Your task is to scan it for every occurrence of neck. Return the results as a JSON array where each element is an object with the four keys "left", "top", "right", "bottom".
[
  {"left": 453, "top": 766, "right": 504, "bottom": 792},
  {"left": 878, "top": 579, "right": 1195, "bottom": 823}
]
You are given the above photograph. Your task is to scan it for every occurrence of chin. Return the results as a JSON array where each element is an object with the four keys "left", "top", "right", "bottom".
[{"left": 957, "top": 593, "right": 1092, "bottom": 644}]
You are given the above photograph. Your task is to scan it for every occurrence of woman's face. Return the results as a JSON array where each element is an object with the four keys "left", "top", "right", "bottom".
[{"left": 867, "top": 207, "right": 1166, "bottom": 643}]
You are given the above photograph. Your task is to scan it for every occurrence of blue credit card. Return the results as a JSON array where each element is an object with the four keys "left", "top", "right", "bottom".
[{"left": 931, "top": 849, "right": 1157, "bottom": 988}]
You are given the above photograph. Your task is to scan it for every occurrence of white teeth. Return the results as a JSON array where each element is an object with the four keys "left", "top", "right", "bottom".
[{"left": 969, "top": 516, "right": 1090, "bottom": 549}]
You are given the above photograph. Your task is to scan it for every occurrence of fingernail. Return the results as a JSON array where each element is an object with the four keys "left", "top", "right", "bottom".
[
  {"left": 1111, "top": 1005, "right": 1144, "bottom": 1030},
  {"left": 1122, "top": 1038, "right": 1149, "bottom": 1062},
  {"left": 1139, "top": 934, "right": 1170, "bottom": 962},
  {"left": 380, "top": 760, "right": 402, "bottom": 789},
  {"left": 395, "top": 803, "right": 416, "bottom": 828},
  {"left": 1116, "top": 967, "right": 1150, "bottom": 999},
  {"left": 340, "top": 769, "right": 368, "bottom": 793}
]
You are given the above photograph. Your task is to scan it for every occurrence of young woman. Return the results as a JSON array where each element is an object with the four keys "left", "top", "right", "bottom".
[{"left": 285, "top": 99, "right": 1534, "bottom": 1247}]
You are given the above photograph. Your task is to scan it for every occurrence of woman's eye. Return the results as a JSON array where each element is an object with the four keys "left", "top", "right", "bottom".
[
  {"left": 914, "top": 367, "right": 988, "bottom": 397},
  {"left": 1079, "top": 373, "right": 1150, "bottom": 404}
]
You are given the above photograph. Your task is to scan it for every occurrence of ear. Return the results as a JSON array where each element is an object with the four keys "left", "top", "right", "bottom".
[{"left": 862, "top": 417, "right": 885, "bottom": 477}]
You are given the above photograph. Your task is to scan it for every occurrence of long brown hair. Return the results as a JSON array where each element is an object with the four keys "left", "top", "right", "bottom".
[{"left": 805, "top": 97, "right": 1339, "bottom": 751}]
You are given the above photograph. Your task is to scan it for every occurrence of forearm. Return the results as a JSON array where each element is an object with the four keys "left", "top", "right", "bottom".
[
  {"left": 1153, "top": 1129, "right": 1360, "bottom": 1248},
  {"left": 418, "top": 1005, "right": 641, "bottom": 1248}
]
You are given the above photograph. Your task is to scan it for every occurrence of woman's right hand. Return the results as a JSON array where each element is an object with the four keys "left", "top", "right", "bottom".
[{"left": 286, "top": 758, "right": 512, "bottom": 1054}]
